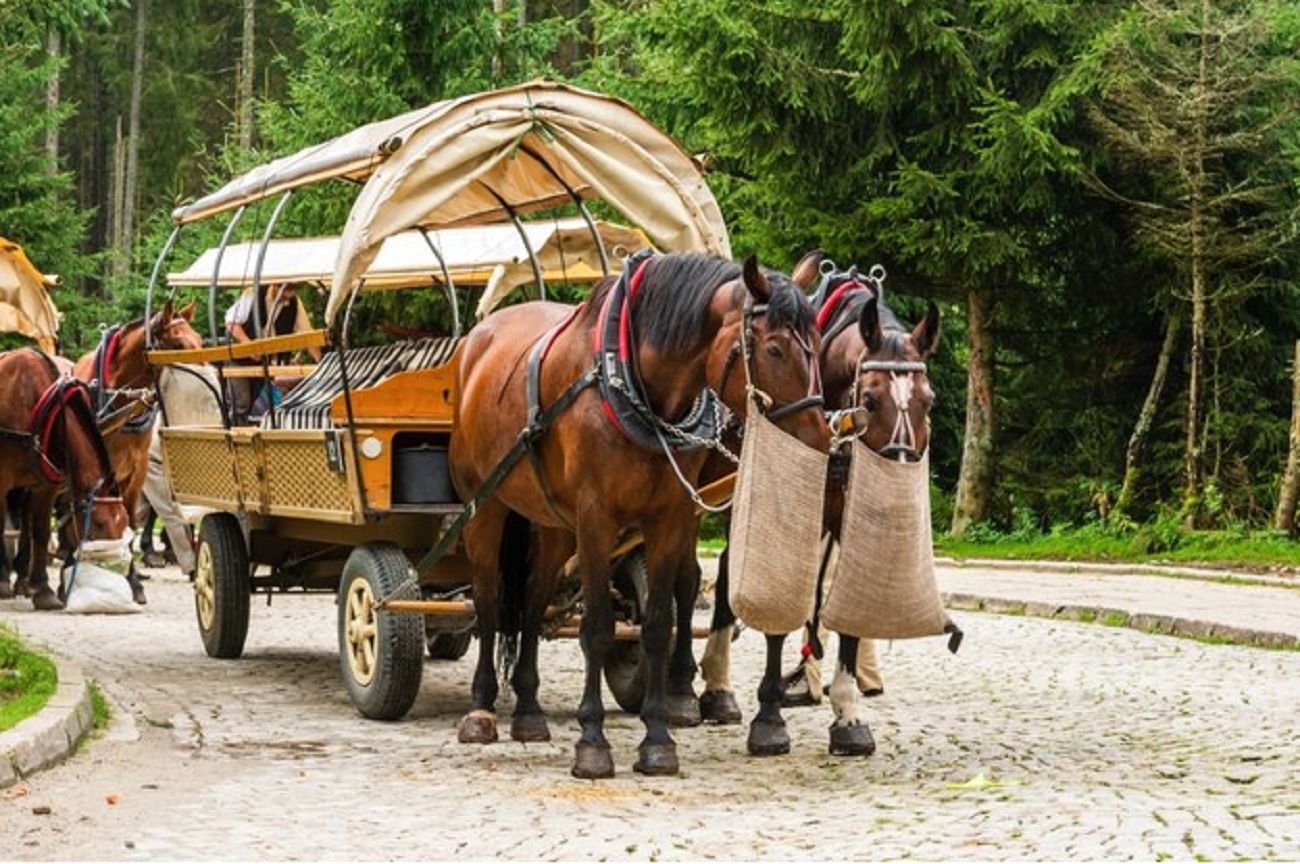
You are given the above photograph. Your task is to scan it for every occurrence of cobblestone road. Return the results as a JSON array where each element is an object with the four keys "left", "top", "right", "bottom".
[{"left": 2, "top": 567, "right": 1298, "bottom": 860}]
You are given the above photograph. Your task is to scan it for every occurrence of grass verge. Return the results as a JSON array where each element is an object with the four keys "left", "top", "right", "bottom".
[
  {"left": 0, "top": 627, "right": 58, "bottom": 732},
  {"left": 935, "top": 528, "right": 1300, "bottom": 572}
]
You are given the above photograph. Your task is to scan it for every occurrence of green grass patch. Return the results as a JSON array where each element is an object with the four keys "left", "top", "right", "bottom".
[
  {"left": 89, "top": 681, "right": 109, "bottom": 731},
  {"left": 936, "top": 524, "right": 1300, "bottom": 572},
  {"left": 0, "top": 628, "right": 58, "bottom": 732}
]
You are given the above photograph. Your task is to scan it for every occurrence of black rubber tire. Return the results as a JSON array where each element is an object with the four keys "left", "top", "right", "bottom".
[
  {"left": 426, "top": 630, "right": 473, "bottom": 661},
  {"left": 195, "top": 513, "right": 251, "bottom": 659},
  {"left": 604, "top": 549, "right": 649, "bottom": 714},
  {"left": 337, "top": 543, "right": 423, "bottom": 720}
]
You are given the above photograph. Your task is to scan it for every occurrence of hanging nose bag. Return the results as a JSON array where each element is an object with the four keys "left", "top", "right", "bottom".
[
  {"left": 821, "top": 440, "right": 955, "bottom": 642},
  {"left": 727, "top": 406, "right": 828, "bottom": 635}
]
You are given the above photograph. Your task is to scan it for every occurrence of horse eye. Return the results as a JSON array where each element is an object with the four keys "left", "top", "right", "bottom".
[{"left": 764, "top": 344, "right": 784, "bottom": 359}]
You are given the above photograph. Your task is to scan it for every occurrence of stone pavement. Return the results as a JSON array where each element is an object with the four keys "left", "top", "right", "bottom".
[
  {"left": 0, "top": 566, "right": 1298, "bottom": 860},
  {"left": 935, "top": 559, "right": 1300, "bottom": 648}
]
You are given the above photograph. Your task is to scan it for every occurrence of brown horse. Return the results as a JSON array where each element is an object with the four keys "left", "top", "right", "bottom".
[
  {"left": 699, "top": 255, "right": 940, "bottom": 757},
  {"left": 70, "top": 301, "right": 203, "bottom": 602},
  {"left": 0, "top": 350, "right": 127, "bottom": 609},
  {"left": 450, "top": 253, "right": 827, "bottom": 778}
]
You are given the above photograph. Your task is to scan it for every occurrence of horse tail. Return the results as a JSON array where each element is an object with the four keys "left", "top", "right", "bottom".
[{"left": 496, "top": 509, "right": 531, "bottom": 683}]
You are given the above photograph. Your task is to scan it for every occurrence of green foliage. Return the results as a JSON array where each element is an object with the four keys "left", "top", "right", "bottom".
[{"left": 0, "top": 627, "right": 58, "bottom": 733}]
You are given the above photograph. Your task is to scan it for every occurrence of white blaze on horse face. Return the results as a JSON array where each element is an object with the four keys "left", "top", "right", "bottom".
[
  {"left": 829, "top": 661, "right": 860, "bottom": 726},
  {"left": 700, "top": 625, "right": 733, "bottom": 692}
]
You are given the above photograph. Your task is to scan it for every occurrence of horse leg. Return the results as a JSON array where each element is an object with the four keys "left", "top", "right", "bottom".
[
  {"left": 747, "top": 633, "right": 791, "bottom": 756},
  {"left": 664, "top": 555, "right": 701, "bottom": 728},
  {"left": 509, "top": 526, "right": 568, "bottom": 743},
  {"left": 572, "top": 514, "right": 617, "bottom": 779},
  {"left": 828, "top": 634, "right": 876, "bottom": 757},
  {"left": 699, "top": 543, "right": 742, "bottom": 725},
  {"left": 0, "top": 491, "right": 12, "bottom": 599},
  {"left": 9, "top": 491, "right": 32, "bottom": 597},
  {"left": 457, "top": 500, "right": 510, "bottom": 745},
  {"left": 632, "top": 515, "right": 688, "bottom": 776},
  {"left": 126, "top": 562, "right": 148, "bottom": 605},
  {"left": 26, "top": 488, "right": 63, "bottom": 611}
]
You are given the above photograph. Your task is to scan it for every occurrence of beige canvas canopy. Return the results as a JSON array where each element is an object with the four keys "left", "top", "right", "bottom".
[
  {"left": 0, "top": 237, "right": 61, "bottom": 353},
  {"left": 329, "top": 81, "right": 729, "bottom": 322},
  {"left": 168, "top": 218, "right": 648, "bottom": 319}
]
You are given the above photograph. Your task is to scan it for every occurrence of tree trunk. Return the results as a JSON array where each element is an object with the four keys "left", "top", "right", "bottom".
[
  {"left": 1275, "top": 341, "right": 1300, "bottom": 533},
  {"left": 1183, "top": 0, "right": 1210, "bottom": 527},
  {"left": 116, "top": 0, "right": 148, "bottom": 280},
  {"left": 492, "top": 0, "right": 507, "bottom": 84},
  {"left": 951, "top": 288, "right": 995, "bottom": 537},
  {"left": 109, "top": 116, "right": 125, "bottom": 261},
  {"left": 1116, "top": 313, "right": 1180, "bottom": 518},
  {"left": 239, "top": 0, "right": 255, "bottom": 151},
  {"left": 44, "top": 28, "right": 61, "bottom": 172}
]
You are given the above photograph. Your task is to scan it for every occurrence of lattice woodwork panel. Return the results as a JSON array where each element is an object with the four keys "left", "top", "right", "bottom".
[
  {"left": 162, "top": 434, "right": 240, "bottom": 506},
  {"left": 262, "top": 436, "right": 354, "bottom": 516}
]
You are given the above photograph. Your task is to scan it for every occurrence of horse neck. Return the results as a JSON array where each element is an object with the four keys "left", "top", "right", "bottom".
[
  {"left": 634, "top": 320, "right": 723, "bottom": 423},
  {"left": 822, "top": 328, "right": 863, "bottom": 410},
  {"left": 107, "top": 325, "right": 150, "bottom": 390}
]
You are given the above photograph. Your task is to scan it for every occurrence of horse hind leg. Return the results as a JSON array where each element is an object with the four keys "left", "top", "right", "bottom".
[
  {"left": 828, "top": 634, "right": 875, "bottom": 757},
  {"left": 747, "top": 633, "right": 791, "bottom": 756},
  {"left": 571, "top": 512, "right": 619, "bottom": 779},
  {"left": 457, "top": 500, "right": 512, "bottom": 745},
  {"left": 0, "top": 493, "right": 13, "bottom": 599},
  {"left": 509, "top": 525, "right": 569, "bottom": 743},
  {"left": 699, "top": 543, "right": 742, "bottom": 725}
]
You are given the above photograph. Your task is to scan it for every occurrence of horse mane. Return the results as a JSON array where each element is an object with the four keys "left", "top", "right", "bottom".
[{"left": 584, "top": 253, "right": 816, "bottom": 356}]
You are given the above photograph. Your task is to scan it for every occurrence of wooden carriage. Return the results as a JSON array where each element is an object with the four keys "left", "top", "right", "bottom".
[{"left": 146, "top": 81, "right": 734, "bottom": 719}]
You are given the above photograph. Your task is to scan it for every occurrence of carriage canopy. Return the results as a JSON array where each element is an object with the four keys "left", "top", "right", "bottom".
[
  {"left": 167, "top": 80, "right": 729, "bottom": 325},
  {"left": 0, "top": 237, "right": 61, "bottom": 353}
]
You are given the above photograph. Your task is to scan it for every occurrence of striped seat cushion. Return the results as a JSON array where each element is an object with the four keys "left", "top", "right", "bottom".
[{"left": 261, "top": 337, "right": 457, "bottom": 430}]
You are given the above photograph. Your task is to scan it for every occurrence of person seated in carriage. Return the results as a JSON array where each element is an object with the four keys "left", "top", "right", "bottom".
[{"left": 223, "top": 282, "right": 322, "bottom": 421}]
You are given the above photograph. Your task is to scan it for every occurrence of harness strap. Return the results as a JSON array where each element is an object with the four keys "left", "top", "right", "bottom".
[
  {"left": 524, "top": 308, "right": 584, "bottom": 526},
  {"left": 412, "top": 362, "right": 601, "bottom": 580}
]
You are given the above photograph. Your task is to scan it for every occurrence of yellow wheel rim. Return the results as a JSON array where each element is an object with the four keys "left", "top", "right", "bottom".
[
  {"left": 194, "top": 541, "right": 216, "bottom": 630},
  {"left": 344, "top": 577, "right": 378, "bottom": 687}
]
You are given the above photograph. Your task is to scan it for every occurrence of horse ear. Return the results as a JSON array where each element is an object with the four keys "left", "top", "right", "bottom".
[
  {"left": 742, "top": 254, "right": 772, "bottom": 303},
  {"left": 790, "top": 249, "right": 825, "bottom": 292},
  {"left": 858, "top": 295, "right": 884, "bottom": 353},
  {"left": 157, "top": 299, "right": 174, "bottom": 326},
  {"left": 913, "top": 300, "right": 940, "bottom": 358},
  {"left": 177, "top": 301, "right": 197, "bottom": 322}
]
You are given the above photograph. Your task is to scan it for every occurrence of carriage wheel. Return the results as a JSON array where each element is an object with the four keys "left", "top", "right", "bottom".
[
  {"left": 194, "top": 513, "right": 251, "bottom": 659},
  {"left": 604, "top": 549, "right": 649, "bottom": 714},
  {"left": 338, "top": 543, "right": 423, "bottom": 720},
  {"left": 426, "top": 630, "right": 474, "bottom": 661}
]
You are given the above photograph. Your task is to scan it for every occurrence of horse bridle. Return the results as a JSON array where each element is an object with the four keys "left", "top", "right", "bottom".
[{"left": 716, "top": 298, "right": 824, "bottom": 424}]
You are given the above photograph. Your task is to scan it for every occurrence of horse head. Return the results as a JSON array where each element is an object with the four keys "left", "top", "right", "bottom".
[
  {"left": 708, "top": 254, "right": 829, "bottom": 453},
  {"left": 839, "top": 287, "right": 940, "bottom": 462},
  {"left": 149, "top": 300, "right": 204, "bottom": 351}
]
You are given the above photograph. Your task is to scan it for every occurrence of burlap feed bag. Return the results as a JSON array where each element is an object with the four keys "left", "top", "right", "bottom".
[
  {"left": 822, "top": 440, "right": 948, "bottom": 639},
  {"left": 727, "top": 408, "right": 828, "bottom": 635}
]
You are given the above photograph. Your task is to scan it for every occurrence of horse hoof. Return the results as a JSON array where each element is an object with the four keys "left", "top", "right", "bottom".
[
  {"left": 829, "top": 722, "right": 876, "bottom": 757},
  {"left": 142, "top": 551, "right": 166, "bottom": 569},
  {"left": 666, "top": 693, "right": 701, "bottom": 728},
  {"left": 13, "top": 578, "right": 32, "bottom": 598},
  {"left": 509, "top": 713, "right": 551, "bottom": 743},
  {"left": 699, "top": 689, "right": 742, "bottom": 725},
  {"left": 457, "top": 710, "right": 499, "bottom": 744},
  {"left": 747, "top": 719, "right": 790, "bottom": 757},
  {"left": 31, "top": 587, "right": 64, "bottom": 612},
  {"left": 0, "top": 579, "right": 12, "bottom": 600},
  {"left": 130, "top": 581, "right": 148, "bottom": 605},
  {"left": 571, "top": 742, "right": 614, "bottom": 779},
  {"left": 633, "top": 742, "right": 679, "bottom": 776}
]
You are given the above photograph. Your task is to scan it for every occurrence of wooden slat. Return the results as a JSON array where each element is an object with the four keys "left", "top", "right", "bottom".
[
  {"left": 220, "top": 364, "right": 317, "bottom": 378},
  {"left": 147, "top": 329, "right": 328, "bottom": 366}
]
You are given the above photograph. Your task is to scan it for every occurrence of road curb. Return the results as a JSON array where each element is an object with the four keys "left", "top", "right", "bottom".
[
  {"left": 935, "top": 556, "right": 1298, "bottom": 588},
  {"left": 942, "top": 592, "right": 1300, "bottom": 651},
  {"left": 0, "top": 653, "right": 94, "bottom": 789}
]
